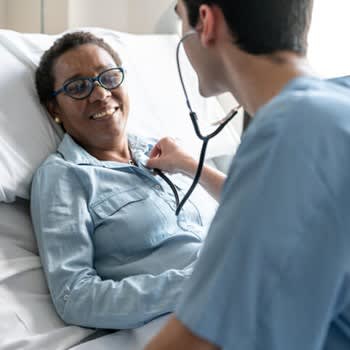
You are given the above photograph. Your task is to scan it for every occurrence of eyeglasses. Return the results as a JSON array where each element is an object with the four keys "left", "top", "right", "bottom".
[{"left": 52, "top": 67, "right": 125, "bottom": 100}]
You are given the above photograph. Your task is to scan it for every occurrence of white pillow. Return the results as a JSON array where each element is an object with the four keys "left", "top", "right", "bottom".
[
  {"left": 0, "top": 28, "right": 239, "bottom": 203},
  {"left": 0, "top": 199, "right": 96, "bottom": 349}
]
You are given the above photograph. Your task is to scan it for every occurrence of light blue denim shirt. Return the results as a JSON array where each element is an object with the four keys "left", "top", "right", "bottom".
[{"left": 31, "top": 133, "right": 214, "bottom": 330}]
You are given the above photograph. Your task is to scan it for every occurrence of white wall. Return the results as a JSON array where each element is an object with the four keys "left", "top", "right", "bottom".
[
  {"left": 127, "top": 0, "right": 178, "bottom": 34},
  {"left": 6, "top": 0, "right": 41, "bottom": 32},
  {"left": 68, "top": 0, "right": 129, "bottom": 32},
  {"left": 0, "top": 0, "right": 6, "bottom": 28},
  {"left": 44, "top": 0, "right": 69, "bottom": 34},
  {"left": 308, "top": 0, "right": 350, "bottom": 77},
  {"left": 4, "top": 0, "right": 67, "bottom": 34},
  {"left": 0, "top": 0, "right": 177, "bottom": 34},
  {"left": 68, "top": 0, "right": 177, "bottom": 34}
]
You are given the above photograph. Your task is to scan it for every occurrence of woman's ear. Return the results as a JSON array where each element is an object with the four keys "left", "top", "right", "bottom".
[{"left": 46, "top": 100, "right": 62, "bottom": 122}]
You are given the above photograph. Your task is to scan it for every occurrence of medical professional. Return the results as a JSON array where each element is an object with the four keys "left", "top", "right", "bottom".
[{"left": 145, "top": 0, "right": 350, "bottom": 349}]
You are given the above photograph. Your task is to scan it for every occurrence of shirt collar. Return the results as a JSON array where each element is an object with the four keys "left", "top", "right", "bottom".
[{"left": 57, "top": 133, "right": 155, "bottom": 169}]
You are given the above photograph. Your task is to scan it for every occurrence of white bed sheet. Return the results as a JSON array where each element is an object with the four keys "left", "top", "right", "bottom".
[
  {"left": 0, "top": 195, "right": 199, "bottom": 350},
  {"left": 71, "top": 315, "right": 170, "bottom": 350},
  {"left": 0, "top": 199, "right": 96, "bottom": 350},
  {"left": 0, "top": 199, "right": 172, "bottom": 350}
]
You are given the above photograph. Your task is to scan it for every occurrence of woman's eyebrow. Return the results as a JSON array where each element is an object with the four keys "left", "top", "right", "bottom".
[{"left": 63, "top": 65, "right": 115, "bottom": 84}]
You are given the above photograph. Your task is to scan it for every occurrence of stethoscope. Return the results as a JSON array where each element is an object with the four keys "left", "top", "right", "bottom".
[{"left": 154, "top": 30, "right": 241, "bottom": 216}]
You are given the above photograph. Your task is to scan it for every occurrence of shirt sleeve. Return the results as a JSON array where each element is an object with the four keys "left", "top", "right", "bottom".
[
  {"left": 31, "top": 161, "right": 191, "bottom": 330},
  {"left": 175, "top": 108, "right": 346, "bottom": 349}
]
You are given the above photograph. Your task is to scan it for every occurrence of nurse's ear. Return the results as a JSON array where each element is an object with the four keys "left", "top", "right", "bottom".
[{"left": 196, "top": 4, "right": 233, "bottom": 48}]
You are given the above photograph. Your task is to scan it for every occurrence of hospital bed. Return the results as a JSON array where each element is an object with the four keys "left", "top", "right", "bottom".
[{"left": 0, "top": 28, "right": 240, "bottom": 350}]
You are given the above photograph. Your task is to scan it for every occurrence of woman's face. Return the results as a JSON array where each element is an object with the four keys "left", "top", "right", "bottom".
[{"left": 49, "top": 44, "right": 130, "bottom": 152}]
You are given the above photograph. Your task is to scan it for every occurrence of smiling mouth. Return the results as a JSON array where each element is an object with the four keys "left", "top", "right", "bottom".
[{"left": 90, "top": 107, "right": 119, "bottom": 120}]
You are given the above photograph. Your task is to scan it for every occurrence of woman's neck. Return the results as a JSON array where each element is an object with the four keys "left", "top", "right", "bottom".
[{"left": 84, "top": 136, "right": 133, "bottom": 163}]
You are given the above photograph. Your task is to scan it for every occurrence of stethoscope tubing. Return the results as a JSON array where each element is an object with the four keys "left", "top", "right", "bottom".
[{"left": 155, "top": 30, "right": 240, "bottom": 216}]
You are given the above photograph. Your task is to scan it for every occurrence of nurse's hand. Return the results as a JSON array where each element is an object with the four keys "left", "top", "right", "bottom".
[
  {"left": 146, "top": 137, "right": 197, "bottom": 176},
  {"left": 148, "top": 137, "right": 226, "bottom": 201}
]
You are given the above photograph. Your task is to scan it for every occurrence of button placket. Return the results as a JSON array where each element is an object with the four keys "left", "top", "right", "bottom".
[
  {"left": 63, "top": 286, "right": 71, "bottom": 303},
  {"left": 154, "top": 184, "right": 162, "bottom": 191}
]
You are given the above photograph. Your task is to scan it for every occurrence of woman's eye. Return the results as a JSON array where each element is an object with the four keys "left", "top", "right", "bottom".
[
  {"left": 101, "top": 72, "right": 122, "bottom": 87},
  {"left": 67, "top": 80, "right": 89, "bottom": 94}
]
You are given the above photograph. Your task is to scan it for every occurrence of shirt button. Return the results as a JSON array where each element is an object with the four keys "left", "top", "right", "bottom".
[
  {"left": 154, "top": 185, "right": 162, "bottom": 191},
  {"left": 63, "top": 295, "right": 69, "bottom": 301}
]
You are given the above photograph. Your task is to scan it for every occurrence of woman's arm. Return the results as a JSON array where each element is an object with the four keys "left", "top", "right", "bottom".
[
  {"left": 146, "top": 137, "right": 226, "bottom": 202},
  {"left": 31, "top": 162, "right": 191, "bottom": 329}
]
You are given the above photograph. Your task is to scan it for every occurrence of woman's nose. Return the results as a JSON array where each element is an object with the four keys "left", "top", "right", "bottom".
[{"left": 88, "top": 82, "right": 112, "bottom": 102}]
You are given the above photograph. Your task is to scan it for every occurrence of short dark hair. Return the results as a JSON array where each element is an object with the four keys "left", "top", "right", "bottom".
[
  {"left": 35, "top": 31, "right": 122, "bottom": 105},
  {"left": 182, "top": 0, "right": 314, "bottom": 55}
]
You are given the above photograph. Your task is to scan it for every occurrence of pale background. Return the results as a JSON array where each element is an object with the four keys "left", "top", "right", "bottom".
[
  {"left": 0, "top": 0, "right": 177, "bottom": 34},
  {"left": 0, "top": 0, "right": 349, "bottom": 137},
  {"left": 0, "top": 0, "right": 349, "bottom": 78}
]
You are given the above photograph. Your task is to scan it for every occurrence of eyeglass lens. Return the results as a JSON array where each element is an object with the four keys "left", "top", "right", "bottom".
[{"left": 65, "top": 68, "right": 124, "bottom": 99}]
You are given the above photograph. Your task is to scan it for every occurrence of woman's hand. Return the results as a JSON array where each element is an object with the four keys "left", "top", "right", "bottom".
[{"left": 146, "top": 137, "right": 197, "bottom": 176}]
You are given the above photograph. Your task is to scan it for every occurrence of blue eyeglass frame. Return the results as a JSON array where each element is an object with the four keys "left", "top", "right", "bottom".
[{"left": 51, "top": 67, "right": 125, "bottom": 100}]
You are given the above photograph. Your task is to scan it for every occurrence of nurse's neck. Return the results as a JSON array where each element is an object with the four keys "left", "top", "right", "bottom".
[{"left": 221, "top": 46, "right": 316, "bottom": 116}]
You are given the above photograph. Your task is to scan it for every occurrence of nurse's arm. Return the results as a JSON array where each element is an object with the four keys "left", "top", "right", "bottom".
[
  {"left": 145, "top": 316, "right": 219, "bottom": 350},
  {"left": 146, "top": 137, "right": 226, "bottom": 201}
]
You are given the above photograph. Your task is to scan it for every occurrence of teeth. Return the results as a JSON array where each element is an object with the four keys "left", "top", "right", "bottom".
[{"left": 91, "top": 108, "right": 117, "bottom": 120}]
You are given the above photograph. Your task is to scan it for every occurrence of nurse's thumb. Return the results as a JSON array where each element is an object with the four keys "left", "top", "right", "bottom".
[{"left": 146, "top": 156, "right": 161, "bottom": 170}]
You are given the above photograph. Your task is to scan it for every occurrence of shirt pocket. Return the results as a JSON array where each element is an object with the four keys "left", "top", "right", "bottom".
[
  {"left": 91, "top": 187, "right": 147, "bottom": 222},
  {"left": 90, "top": 187, "right": 171, "bottom": 258}
]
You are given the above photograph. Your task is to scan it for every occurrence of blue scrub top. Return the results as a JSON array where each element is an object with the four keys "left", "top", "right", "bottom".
[{"left": 176, "top": 76, "right": 350, "bottom": 350}]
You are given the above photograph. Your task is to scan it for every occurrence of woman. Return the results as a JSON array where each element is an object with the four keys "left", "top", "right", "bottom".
[{"left": 31, "top": 31, "right": 218, "bottom": 330}]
